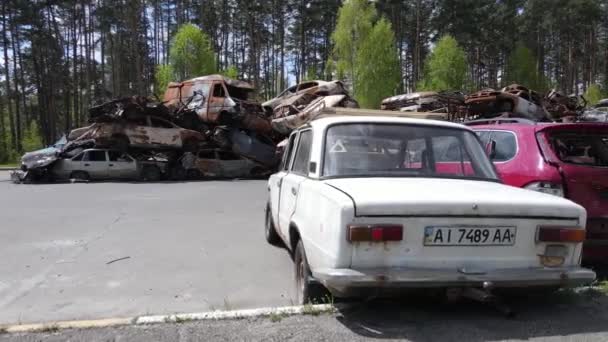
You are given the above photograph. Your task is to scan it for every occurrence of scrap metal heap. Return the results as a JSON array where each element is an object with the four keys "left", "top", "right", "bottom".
[
  {"left": 382, "top": 83, "right": 601, "bottom": 123},
  {"left": 13, "top": 75, "right": 361, "bottom": 183}
]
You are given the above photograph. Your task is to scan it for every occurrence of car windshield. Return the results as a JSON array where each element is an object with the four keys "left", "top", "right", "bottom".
[
  {"left": 547, "top": 131, "right": 608, "bottom": 167},
  {"left": 322, "top": 123, "right": 498, "bottom": 181}
]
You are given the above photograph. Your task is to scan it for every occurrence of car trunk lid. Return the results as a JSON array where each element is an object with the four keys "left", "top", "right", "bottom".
[
  {"left": 324, "top": 178, "right": 584, "bottom": 269},
  {"left": 324, "top": 177, "right": 583, "bottom": 219}
]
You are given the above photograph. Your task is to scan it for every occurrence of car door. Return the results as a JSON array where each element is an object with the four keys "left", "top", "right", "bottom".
[
  {"left": 277, "top": 129, "right": 313, "bottom": 238},
  {"left": 270, "top": 133, "right": 298, "bottom": 232},
  {"left": 82, "top": 150, "right": 109, "bottom": 179},
  {"left": 207, "top": 82, "right": 228, "bottom": 121},
  {"left": 217, "top": 150, "right": 248, "bottom": 177},
  {"left": 108, "top": 151, "right": 138, "bottom": 179},
  {"left": 149, "top": 117, "right": 182, "bottom": 147}
]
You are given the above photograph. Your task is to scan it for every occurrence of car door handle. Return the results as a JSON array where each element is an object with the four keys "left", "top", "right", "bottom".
[
  {"left": 84, "top": 163, "right": 90, "bottom": 167},
  {"left": 109, "top": 164, "right": 114, "bottom": 167},
  {"left": 291, "top": 187, "right": 297, "bottom": 196}
]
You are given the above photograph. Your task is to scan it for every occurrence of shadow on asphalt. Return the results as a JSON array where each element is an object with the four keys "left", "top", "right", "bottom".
[{"left": 332, "top": 289, "right": 608, "bottom": 340}]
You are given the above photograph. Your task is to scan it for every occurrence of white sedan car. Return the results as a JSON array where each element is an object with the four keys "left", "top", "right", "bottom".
[{"left": 265, "top": 113, "right": 595, "bottom": 304}]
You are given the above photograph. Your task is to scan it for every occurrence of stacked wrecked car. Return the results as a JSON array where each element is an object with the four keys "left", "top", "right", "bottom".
[
  {"left": 12, "top": 75, "right": 359, "bottom": 183},
  {"left": 380, "top": 83, "right": 597, "bottom": 123}
]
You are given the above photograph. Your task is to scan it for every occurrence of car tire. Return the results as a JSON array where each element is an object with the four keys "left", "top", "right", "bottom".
[
  {"left": 70, "top": 171, "right": 90, "bottom": 182},
  {"left": 140, "top": 165, "right": 161, "bottom": 182},
  {"left": 265, "top": 204, "right": 282, "bottom": 246},
  {"left": 294, "top": 240, "right": 328, "bottom": 305}
]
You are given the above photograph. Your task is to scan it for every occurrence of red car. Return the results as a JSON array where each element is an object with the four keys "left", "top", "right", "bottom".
[{"left": 467, "top": 118, "right": 608, "bottom": 263}]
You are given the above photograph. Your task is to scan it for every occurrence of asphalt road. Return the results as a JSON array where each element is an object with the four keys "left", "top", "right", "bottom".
[
  {"left": 0, "top": 171, "right": 294, "bottom": 325},
  {"left": 4, "top": 292, "right": 608, "bottom": 341}
]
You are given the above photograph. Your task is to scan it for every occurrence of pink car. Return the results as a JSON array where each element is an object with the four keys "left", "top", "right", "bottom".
[{"left": 468, "top": 119, "right": 608, "bottom": 263}]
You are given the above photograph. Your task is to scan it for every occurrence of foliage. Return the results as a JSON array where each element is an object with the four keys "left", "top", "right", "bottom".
[
  {"left": 304, "top": 66, "right": 318, "bottom": 81},
  {"left": 221, "top": 66, "right": 239, "bottom": 79},
  {"left": 505, "top": 42, "right": 547, "bottom": 91},
  {"left": 331, "top": 0, "right": 377, "bottom": 87},
  {"left": 354, "top": 18, "right": 401, "bottom": 108},
  {"left": 584, "top": 84, "right": 605, "bottom": 106},
  {"left": 21, "top": 120, "right": 43, "bottom": 153},
  {"left": 154, "top": 64, "right": 174, "bottom": 99},
  {"left": 169, "top": 23, "right": 216, "bottom": 81},
  {"left": 418, "top": 35, "right": 467, "bottom": 91}
]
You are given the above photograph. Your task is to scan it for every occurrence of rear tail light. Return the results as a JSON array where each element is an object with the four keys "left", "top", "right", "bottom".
[
  {"left": 537, "top": 226, "right": 585, "bottom": 242},
  {"left": 524, "top": 181, "right": 564, "bottom": 197},
  {"left": 348, "top": 224, "right": 403, "bottom": 242}
]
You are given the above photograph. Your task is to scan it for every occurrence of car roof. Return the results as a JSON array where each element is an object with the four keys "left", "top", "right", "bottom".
[
  {"left": 469, "top": 121, "right": 608, "bottom": 133},
  {"left": 306, "top": 110, "right": 472, "bottom": 132}
]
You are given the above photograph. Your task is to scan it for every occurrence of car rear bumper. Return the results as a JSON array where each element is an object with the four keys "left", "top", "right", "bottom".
[{"left": 312, "top": 266, "right": 596, "bottom": 290}]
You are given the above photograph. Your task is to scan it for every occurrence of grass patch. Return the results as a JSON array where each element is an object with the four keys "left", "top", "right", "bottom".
[
  {"left": 0, "top": 164, "right": 17, "bottom": 168},
  {"left": 39, "top": 324, "right": 60, "bottom": 333},
  {"left": 595, "top": 280, "right": 608, "bottom": 295},
  {"left": 268, "top": 311, "right": 287, "bottom": 322}
]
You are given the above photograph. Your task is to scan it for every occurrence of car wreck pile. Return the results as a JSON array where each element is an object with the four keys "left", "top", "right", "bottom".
[
  {"left": 381, "top": 83, "right": 597, "bottom": 123},
  {"left": 12, "top": 75, "right": 359, "bottom": 183}
]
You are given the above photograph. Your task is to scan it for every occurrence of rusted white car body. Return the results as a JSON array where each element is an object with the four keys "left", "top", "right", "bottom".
[
  {"left": 265, "top": 113, "right": 595, "bottom": 303},
  {"left": 68, "top": 115, "right": 204, "bottom": 151}
]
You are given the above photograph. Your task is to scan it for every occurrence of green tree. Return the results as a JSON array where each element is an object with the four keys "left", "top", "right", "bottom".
[
  {"left": 584, "top": 84, "right": 605, "bottom": 106},
  {"left": 331, "top": 0, "right": 377, "bottom": 89},
  {"left": 505, "top": 42, "right": 547, "bottom": 91},
  {"left": 21, "top": 120, "right": 43, "bottom": 153},
  {"left": 418, "top": 35, "right": 467, "bottom": 91},
  {"left": 170, "top": 23, "right": 216, "bottom": 80},
  {"left": 221, "top": 65, "right": 239, "bottom": 79},
  {"left": 355, "top": 18, "right": 400, "bottom": 108},
  {"left": 154, "top": 64, "right": 173, "bottom": 99}
]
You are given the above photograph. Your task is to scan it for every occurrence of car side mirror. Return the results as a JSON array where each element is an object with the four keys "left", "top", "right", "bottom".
[{"left": 486, "top": 140, "right": 497, "bottom": 160}]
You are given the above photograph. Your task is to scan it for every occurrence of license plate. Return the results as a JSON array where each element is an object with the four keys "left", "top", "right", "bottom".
[{"left": 424, "top": 226, "right": 517, "bottom": 246}]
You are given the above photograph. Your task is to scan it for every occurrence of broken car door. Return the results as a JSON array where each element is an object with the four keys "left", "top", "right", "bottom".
[{"left": 208, "top": 82, "right": 228, "bottom": 122}]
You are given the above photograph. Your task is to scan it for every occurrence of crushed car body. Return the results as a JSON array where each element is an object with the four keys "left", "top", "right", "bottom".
[
  {"left": 262, "top": 80, "right": 350, "bottom": 113},
  {"left": 67, "top": 116, "right": 205, "bottom": 152},
  {"left": 381, "top": 91, "right": 465, "bottom": 115},
  {"left": 465, "top": 84, "right": 549, "bottom": 121},
  {"left": 271, "top": 94, "right": 357, "bottom": 135},
  {"left": 163, "top": 74, "right": 272, "bottom": 134}
]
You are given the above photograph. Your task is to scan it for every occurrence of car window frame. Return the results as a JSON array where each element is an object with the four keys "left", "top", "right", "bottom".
[
  {"left": 485, "top": 129, "right": 519, "bottom": 163},
  {"left": 291, "top": 129, "right": 313, "bottom": 176},
  {"left": 319, "top": 122, "right": 500, "bottom": 182},
  {"left": 84, "top": 150, "right": 108, "bottom": 162},
  {"left": 281, "top": 132, "right": 299, "bottom": 172}
]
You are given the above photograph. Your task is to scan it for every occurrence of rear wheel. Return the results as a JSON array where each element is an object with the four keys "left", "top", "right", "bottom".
[
  {"left": 70, "top": 171, "right": 90, "bottom": 182},
  {"left": 294, "top": 240, "right": 329, "bottom": 304},
  {"left": 140, "top": 165, "right": 161, "bottom": 182},
  {"left": 265, "top": 204, "right": 282, "bottom": 246}
]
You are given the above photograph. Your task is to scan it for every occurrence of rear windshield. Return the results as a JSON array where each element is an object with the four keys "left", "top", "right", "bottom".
[
  {"left": 322, "top": 123, "right": 499, "bottom": 181},
  {"left": 547, "top": 131, "right": 608, "bottom": 167}
]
